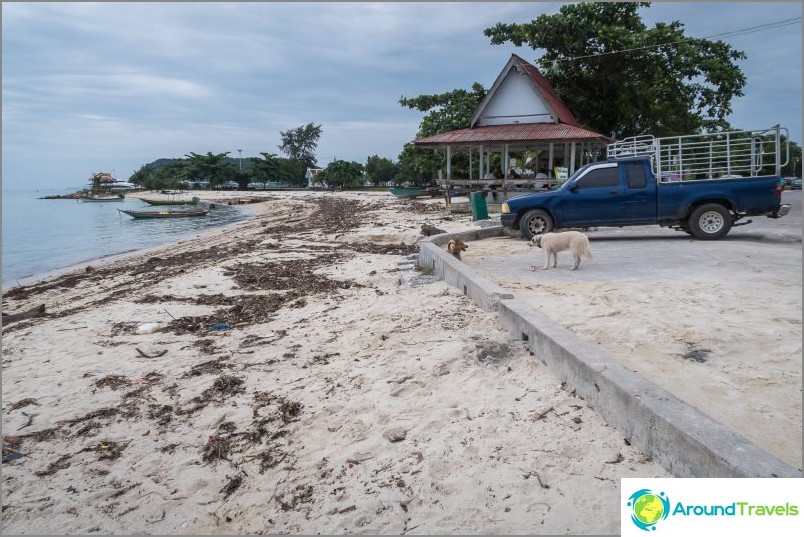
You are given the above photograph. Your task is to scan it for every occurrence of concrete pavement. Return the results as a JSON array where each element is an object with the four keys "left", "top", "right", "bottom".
[{"left": 418, "top": 190, "right": 802, "bottom": 477}]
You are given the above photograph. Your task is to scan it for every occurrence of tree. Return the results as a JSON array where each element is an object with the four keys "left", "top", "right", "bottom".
[
  {"left": 398, "top": 83, "right": 487, "bottom": 184},
  {"left": 393, "top": 143, "right": 441, "bottom": 186},
  {"left": 319, "top": 160, "right": 365, "bottom": 190},
  {"left": 88, "top": 172, "right": 106, "bottom": 191},
  {"left": 364, "top": 155, "right": 398, "bottom": 186},
  {"left": 483, "top": 2, "right": 746, "bottom": 138},
  {"left": 249, "top": 153, "right": 294, "bottom": 188},
  {"left": 129, "top": 165, "right": 156, "bottom": 187},
  {"left": 399, "top": 83, "right": 487, "bottom": 138},
  {"left": 249, "top": 152, "right": 283, "bottom": 188},
  {"left": 184, "top": 151, "right": 235, "bottom": 189},
  {"left": 279, "top": 123, "right": 322, "bottom": 183}
]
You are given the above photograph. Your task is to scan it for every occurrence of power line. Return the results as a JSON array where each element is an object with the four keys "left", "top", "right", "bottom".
[{"left": 543, "top": 16, "right": 802, "bottom": 63}]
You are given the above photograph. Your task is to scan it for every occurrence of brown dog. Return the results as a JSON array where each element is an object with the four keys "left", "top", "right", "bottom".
[
  {"left": 530, "top": 231, "right": 592, "bottom": 270},
  {"left": 446, "top": 238, "right": 468, "bottom": 260}
]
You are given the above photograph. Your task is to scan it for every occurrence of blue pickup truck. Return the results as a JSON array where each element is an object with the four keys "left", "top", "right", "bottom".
[{"left": 501, "top": 155, "right": 790, "bottom": 240}]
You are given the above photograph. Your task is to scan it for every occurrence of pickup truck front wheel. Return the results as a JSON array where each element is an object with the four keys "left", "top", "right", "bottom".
[
  {"left": 689, "top": 203, "right": 732, "bottom": 240},
  {"left": 520, "top": 209, "right": 554, "bottom": 240}
]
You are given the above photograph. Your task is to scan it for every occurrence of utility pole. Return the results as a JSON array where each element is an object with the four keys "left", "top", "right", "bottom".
[{"left": 237, "top": 149, "right": 242, "bottom": 173}]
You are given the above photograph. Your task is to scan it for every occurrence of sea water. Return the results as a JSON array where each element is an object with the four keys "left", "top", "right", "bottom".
[{"left": 1, "top": 188, "right": 251, "bottom": 288}]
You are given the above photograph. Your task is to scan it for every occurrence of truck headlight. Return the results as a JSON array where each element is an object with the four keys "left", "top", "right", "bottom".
[{"left": 501, "top": 203, "right": 510, "bottom": 214}]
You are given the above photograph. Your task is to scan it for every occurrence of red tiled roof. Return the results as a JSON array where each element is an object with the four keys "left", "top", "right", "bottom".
[
  {"left": 512, "top": 54, "right": 580, "bottom": 128},
  {"left": 414, "top": 122, "right": 611, "bottom": 147}
]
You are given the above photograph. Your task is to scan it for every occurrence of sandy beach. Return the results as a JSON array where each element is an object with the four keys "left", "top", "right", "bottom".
[{"left": 1, "top": 191, "right": 674, "bottom": 534}]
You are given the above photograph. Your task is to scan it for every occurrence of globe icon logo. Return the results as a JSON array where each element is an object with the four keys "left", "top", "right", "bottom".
[{"left": 627, "top": 489, "right": 670, "bottom": 531}]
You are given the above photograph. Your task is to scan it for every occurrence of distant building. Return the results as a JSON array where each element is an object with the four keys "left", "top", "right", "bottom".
[
  {"left": 413, "top": 54, "right": 611, "bottom": 200},
  {"left": 306, "top": 167, "right": 324, "bottom": 188},
  {"left": 89, "top": 172, "right": 137, "bottom": 191}
]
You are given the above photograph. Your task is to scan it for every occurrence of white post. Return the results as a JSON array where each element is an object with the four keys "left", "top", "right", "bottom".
[
  {"left": 549, "top": 143, "right": 554, "bottom": 176},
  {"left": 479, "top": 145, "right": 484, "bottom": 179},
  {"left": 468, "top": 146, "right": 473, "bottom": 180},
  {"left": 570, "top": 142, "right": 576, "bottom": 174},
  {"left": 446, "top": 145, "right": 452, "bottom": 179},
  {"left": 503, "top": 144, "right": 509, "bottom": 178},
  {"left": 564, "top": 144, "right": 570, "bottom": 172}
]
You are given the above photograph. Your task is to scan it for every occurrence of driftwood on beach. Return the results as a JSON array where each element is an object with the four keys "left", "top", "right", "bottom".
[{"left": 2, "top": 303, "right": 46, "bottom": 325}]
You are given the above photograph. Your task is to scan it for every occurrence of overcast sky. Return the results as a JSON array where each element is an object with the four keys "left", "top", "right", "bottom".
[{"left": 2, "top": 2, "right": 801, "bottom": 189}]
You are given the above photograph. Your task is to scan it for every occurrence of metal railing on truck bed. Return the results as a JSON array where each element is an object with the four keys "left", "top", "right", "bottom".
[{"left": 607, "top": 126, "right": 789, "bottom": 182}]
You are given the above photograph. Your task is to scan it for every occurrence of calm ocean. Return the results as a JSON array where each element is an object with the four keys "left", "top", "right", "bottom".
[{"left": 1, "top": 188, "right": 251, "bottom": 289}]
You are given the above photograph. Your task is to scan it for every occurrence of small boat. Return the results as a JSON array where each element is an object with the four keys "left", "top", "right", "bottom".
[
  {"left": 118, "top": 208, "right": 210, "bottom": 219},
  {"left": 140, "top": 196, "right": 200, "bottom": 206},
  {"left": 389, "top": 187, "right": 441, "bottom": 198},
  {"left": 82, "top": 195, "right": 125, "bottom": 202}
]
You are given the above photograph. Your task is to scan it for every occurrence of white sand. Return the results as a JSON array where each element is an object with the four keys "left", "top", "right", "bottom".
[{"left": 2, "top": 191, "right": 670, "bottom": 535}]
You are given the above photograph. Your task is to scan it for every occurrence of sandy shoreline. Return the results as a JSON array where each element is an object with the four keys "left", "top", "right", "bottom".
[{"left": 2, "top": 191, "right": 672, "bottom": 534}]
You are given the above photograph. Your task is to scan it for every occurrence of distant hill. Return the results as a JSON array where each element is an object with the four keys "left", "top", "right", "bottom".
[{"left": 140, "top": 157, "right": 254, "bottom": 171}]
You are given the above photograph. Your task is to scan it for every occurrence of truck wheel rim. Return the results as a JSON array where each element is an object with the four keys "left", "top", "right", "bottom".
[
  {"left": 529, "top": 218, "right": 546, "bottom": 234},
  {"left": 700, "top": 211, "right": 724, "bottom": 233}
]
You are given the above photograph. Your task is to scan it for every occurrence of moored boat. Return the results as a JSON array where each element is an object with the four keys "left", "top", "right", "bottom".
[
  {"left": 118, "top": 208, "right": 210, "bottom": 219},
  {"left": 82, "top": 195, "right": 125, "bottom": 202},
  {"left": 140, "top": 196, "right": 200, "bottom": 206}
]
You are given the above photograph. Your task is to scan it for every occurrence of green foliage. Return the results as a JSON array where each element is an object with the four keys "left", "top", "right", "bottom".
[
  {"left": 398, "top": 83, "right": 487, "bottom": 184},
  {"left": 184, "top": 151, "right": 236, "bottom": 189},
  {"left": 248, "top": 152, "right": 281, "bottom": 187},
  {"left": 782, "top": 139, "right": 802, "bottom": 177},
  {"left": 400, "top": 82, "right": 487, "bottom": 138},
  {"left": 279, "top": 123, "right": 322, "bottom": 182},
  {"left": 483, "top": 2, "right": 746, "bottom": 138},
  {"left": 393, "top": 143, "right": 441, "bottom": 186},
  {"left": 319, "top": 159, "right": 365, "bottom": 190},
  {"left": 282, "top": 159, "right": 307, "bottom": 187},
  {"left": 129, "top": 163, "right": 186, "bottom": 190},
  {"left": 365, "top": 155, "right": 399, "bottom": 185}
]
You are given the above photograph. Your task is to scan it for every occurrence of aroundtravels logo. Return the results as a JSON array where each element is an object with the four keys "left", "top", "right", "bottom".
[
  {"left": 627, "top": 489, "right": 671, "bottom": 531},
  {"left": 623, "top": 479, "right": 803, "bottom": 536}
]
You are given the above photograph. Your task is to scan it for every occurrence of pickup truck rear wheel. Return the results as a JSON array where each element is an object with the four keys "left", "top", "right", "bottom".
[
  {"left": 689, "top": 203, "right": 732, "bottom": 240},
  {"left": 520, "top": 209, "right": 554, "bottom": 240}
]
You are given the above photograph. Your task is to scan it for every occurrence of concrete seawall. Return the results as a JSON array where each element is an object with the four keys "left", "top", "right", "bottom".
[{"left": 419, "top": 226, "right": 800, "bottom": 478}]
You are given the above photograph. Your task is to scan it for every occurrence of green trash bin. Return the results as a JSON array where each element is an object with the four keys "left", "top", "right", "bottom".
[{"left": 470, "top": 191, "right": 489, "bottom": 221}]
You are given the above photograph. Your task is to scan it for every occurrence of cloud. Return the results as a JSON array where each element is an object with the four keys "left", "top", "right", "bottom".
[{"left": 2, "top": 2, "right": 801, "bottom": 189}]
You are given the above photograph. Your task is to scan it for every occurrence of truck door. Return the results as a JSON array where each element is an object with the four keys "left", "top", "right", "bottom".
[
  {"left": 619, "top": 160, "right": 656, "bottom": 223},
  {"left": 559, "top": 163, "right": 627, "bottom": 226}
]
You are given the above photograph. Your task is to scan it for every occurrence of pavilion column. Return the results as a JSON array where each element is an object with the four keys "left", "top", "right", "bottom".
[
  {"left": 468, "top": 146, "right": 473, "bottom": 180},
  {"left": 479, "top": 145, "right": 484, "bottom": 179},
  {"left": 570, "top": 142, "right": 576, "bottom": 174},
  {"left": 446, "top": 145, "right": 452, "bottom": 180},
  {"left": 549, "top": 143, "right": 554, "bottom": 176},
  {"left": 564, "top": 144, "right": 570, "bottom": 171}
]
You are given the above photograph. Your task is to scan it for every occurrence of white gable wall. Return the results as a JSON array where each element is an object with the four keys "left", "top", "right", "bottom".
[{"left": 476, "top": 69, "right": 554, "bottom": 127}]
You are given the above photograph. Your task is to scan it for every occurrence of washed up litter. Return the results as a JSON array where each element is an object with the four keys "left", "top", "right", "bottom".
[
  {"left": 207, "top": 324, "right": 232, "bottom": 332},
  {"left": 2, "top": 452, "right": 23, "bottom": 464},
  {"left": 136, "top": 323, "right": 161, "bottom": 335}
]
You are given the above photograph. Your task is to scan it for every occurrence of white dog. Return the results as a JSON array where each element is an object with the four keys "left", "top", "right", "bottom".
[{"left": 530, "top": 231, "right": 593, "bottom": 271}]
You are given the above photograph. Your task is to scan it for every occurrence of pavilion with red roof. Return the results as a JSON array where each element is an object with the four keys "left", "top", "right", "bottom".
[{"left": 413, "top": 54, "right": 611, "bottom": 199}]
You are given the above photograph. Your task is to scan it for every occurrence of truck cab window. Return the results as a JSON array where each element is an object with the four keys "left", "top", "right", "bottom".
[
  {"left": 625, "top": 162, "right": 648, "bottom": 189},
  {"left": 577, "top": 167, "right": 620, "bottom": 189}
]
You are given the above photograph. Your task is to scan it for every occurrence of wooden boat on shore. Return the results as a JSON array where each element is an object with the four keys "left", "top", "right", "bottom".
[
  {"left": 389, "top": 187, "right": 441, "bottom": 198},
  {"left": 118, "top": 208, "right": 210, "bottom": 219},
  {"left": 140, "top": 196, "right": 200, "bottom": 206},
  {"left": 82, "top": 195, "right": 125, "bottom": 202}
]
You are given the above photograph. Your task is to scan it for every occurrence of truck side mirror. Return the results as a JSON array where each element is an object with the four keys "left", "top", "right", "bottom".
[{"left": 569, "top": 181, "right": 579, "bottom": 192}]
